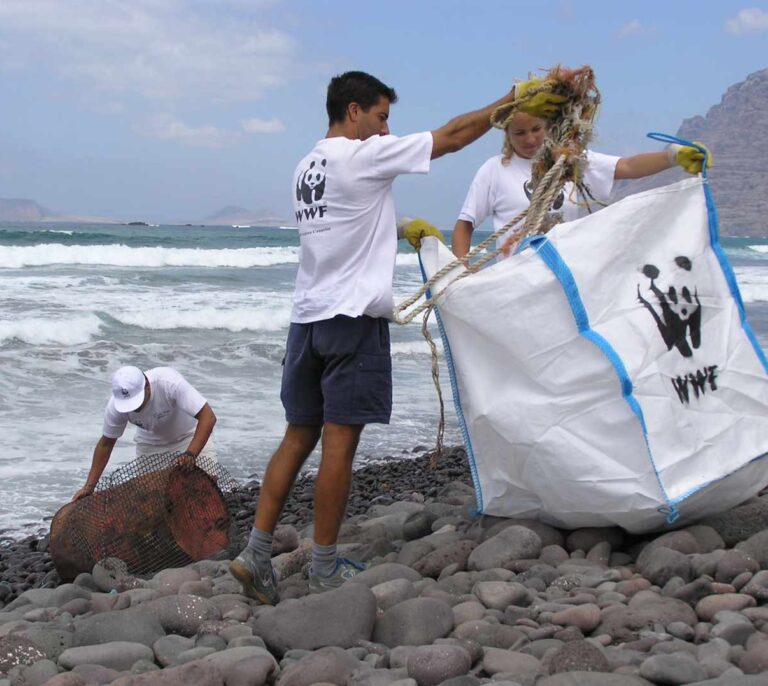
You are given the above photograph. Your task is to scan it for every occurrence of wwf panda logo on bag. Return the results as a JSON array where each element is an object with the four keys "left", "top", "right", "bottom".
[
  {"left": 637, "top": 256, "right": 702, "bottom": 359},
  {"left": 637, "top": 255, "right": 718, "bottom": 405}
]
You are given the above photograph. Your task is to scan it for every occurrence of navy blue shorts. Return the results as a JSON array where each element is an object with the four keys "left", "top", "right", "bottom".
[{"left": 281, "top": 315, "right": 392, "bottom": 425}]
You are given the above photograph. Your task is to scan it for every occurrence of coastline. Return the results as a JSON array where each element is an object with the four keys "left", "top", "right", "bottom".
[{"left": 0, "top": 444, "right": 471, "bottom": 603}]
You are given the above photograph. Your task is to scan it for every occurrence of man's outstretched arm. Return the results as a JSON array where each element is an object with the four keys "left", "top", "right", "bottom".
[
  {"left": 430, "top": 92, "right": 515, "bottom": 160},
  {"left": 72, "top": 435, "right": 117, "bottom": 501},
  {"left": 430, "top": 78, "right": 567, "bottom": 160}
]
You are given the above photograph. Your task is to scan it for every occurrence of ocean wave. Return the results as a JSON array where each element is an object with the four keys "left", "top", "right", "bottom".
[
  {"left": 395, "top": 253, "right": 420, "bottom": 267},
  {"left": 391, "top": 340, "right": 443, "bottom": 356},
  {"left": 0, "top": 314, "right": 103, "bottom": 345},
  {"left": 749, "top": 245, "right": 768, "bottom": 254},
  {"left": 0, "top": 229, "right": 105, "bottom": 242},
  {"left": 113, "top": 306, "right": 292, "bottom": 332},
  {"left": 0, "top": 228, "right": 73, "bottom": 236},
  {"left": 734, "top": 266, "right": 768, "bottom": 303},
  {"left": 0, "top": 244, "right": 299, "bottom": 269}
]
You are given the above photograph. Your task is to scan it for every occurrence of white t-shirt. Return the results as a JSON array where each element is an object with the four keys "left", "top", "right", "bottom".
[
  {"left": 291, "top": 132, "right": 433, "bottom": 323},
  {"left": 102, "top": 367, "right": 207, "bottom": 446},
  {"left": 458, "top": 150, "right": 620, "bottom": 251}
]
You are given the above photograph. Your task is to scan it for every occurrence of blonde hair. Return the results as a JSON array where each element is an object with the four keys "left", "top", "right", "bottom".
[{"left": 501, "top": 136, "right": 515, "bottom": 165}]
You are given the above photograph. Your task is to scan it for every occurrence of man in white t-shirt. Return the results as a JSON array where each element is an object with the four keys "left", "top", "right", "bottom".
[
  {"left": 230, "top": 70, "right": 567, "bottom": 605},
  {"left": 72, "top": 366, "right": 218, "bottom": 501}
]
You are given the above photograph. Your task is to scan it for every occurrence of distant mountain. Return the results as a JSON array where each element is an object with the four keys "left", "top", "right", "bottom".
[
  {"left": 0, "top": 198, "right": 293, "bottom": 227},
  {"left": 0, "top": 198, "right": 53, "bottom": 222},
  {"left": 611, "top": 68, "right": 768, "bottom": 236},
  {"left": 200, "top": 205, "right": 291, "bottom": 226},
  {"left": 0, "top": 197, "right": 118, "bottom": 224}
]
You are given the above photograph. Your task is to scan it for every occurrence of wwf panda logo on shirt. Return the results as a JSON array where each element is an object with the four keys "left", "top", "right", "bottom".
[
  {"left": 296, "top": 159, "right": 327, "bottom": 205},
  {"left": 524, "top": 178, "right": 564, "bottom": 210}
]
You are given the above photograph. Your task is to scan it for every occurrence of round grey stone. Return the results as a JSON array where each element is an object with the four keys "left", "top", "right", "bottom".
[
  {"left": 547, "top": 639, "right": 610, "bottom": 674},
  {"left": 73, "top": 608, "right": 165, "bottom": 647},
  {"left": 252, "top": 582, "right": 377, "bottom": 657},
  {"left": 468, "top": 526, "right": 542, "bottom": 571},
  {"left": 58, "top": 641, "right": 154, "bottom": 672},
  {"left": 7, "top": 658, "right": 59, "bottom": 686},
  {"left": 637, "top": 547, "right": 692, "bottom": 586},
  {"left": 373, "top": 597, "right": 454, "bottom": 648},
  {"left": 153, "top": 634, "right": 194, "bottom": 666},
  {"left": 406, "top": 644, "right": 472, "bottom": 686},
  {"left": 639, "top": 652, "right": 709, "bottom": 684}
]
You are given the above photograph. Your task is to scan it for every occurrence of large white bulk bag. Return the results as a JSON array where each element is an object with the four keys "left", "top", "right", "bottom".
[{"left": 419, "top": 177, "right": 768, "bottom": 533}]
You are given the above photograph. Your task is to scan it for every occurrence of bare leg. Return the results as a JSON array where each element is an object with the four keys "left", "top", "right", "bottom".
[
  {"left": 254, "top": 423, "right": 322, "bottom": 533},
  {"left": 313, "top": 422, "right": 363, "bottom": 545}
]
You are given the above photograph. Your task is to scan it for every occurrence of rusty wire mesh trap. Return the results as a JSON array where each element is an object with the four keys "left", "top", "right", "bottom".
[{"left": 50, "top": 452, "right": 239, "bottom": 581}]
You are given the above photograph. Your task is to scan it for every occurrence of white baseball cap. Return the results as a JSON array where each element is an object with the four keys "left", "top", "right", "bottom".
[{"left": 111, "top": 366, "right": 146, "bottom": 413}]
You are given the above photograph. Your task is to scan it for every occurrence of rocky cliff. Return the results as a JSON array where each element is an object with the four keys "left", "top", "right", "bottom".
[{"left": 611, "top": 68, "right": 768, "bottom": 236}]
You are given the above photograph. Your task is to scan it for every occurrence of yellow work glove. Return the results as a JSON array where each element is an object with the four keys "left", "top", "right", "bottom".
[
  {"left": 396, "top": 217, "right": 445, "bottom": 251},
  {"left": 667, "top": 141, "right": 713, "bottom": 174},
  {"left": 514, "top": 77, "right": 568, "bottom": 119}
]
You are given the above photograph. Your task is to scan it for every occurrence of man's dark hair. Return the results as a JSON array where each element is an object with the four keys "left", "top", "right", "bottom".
[{"left": 326, "top": 71, "right": 398, "bottom": 125}]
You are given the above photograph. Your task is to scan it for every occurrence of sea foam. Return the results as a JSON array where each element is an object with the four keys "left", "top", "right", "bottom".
[
  {"left": 734, "top": 266, "right": 768, "bottom": 303},
  {"left": 0, "top": 244, "right": 299, "bottom": 269},
  {"left": 0, "top": 314, "right": 103, "bottom": 345},
  {"left": 395, "top": 253, "right": 420, "bottom": 267},
  {"left": 391, "top": 340, "right": 443, "bottom": 356},
  {"left": 113, "top": 306, "right": 292, "bottom": 332}
]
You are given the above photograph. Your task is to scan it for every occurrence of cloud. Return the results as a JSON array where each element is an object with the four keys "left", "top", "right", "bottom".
[
  {"left": 241, "top": 117, "right": 285, "bottom": 134},
  {"left": 0, "top": 0, "right": 296, "bottom": 103},
  {"left": 616, "top": 19, "right": 656, "bottom": 38},
  {"left": 726, "top": 7, "right": 768, "bottom": 34},
  {"left": 136, "top": 112, "right": 285, "bottom": 147},
  {"left": 137, "top": 115, "right": 239, "bottom": 148}
]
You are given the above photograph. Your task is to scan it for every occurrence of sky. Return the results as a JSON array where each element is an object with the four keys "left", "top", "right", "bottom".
[{"left": 0, "top": 0, "right": 767, "bottom": 226}]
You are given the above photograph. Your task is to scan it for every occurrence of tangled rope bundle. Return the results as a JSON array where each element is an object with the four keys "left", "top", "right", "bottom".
[
  {"left": 393, "top": 65, "right": 602, "bottom": 463},
  {"left": 491, "top": 65, "right": 601, "bottom": 252}
]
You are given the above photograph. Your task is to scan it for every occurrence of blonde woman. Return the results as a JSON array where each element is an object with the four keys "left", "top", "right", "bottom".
[{"left": 452, "top": 111, "right": 709, "bottom": 258}]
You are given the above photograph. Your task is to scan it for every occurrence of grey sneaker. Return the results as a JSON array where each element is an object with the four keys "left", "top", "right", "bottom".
[
  {"left": 308, "top": 557, "right": 366, "bottom": 593},
  {"left": 229, "top": 547, "right": 280, "bottom": 605}
]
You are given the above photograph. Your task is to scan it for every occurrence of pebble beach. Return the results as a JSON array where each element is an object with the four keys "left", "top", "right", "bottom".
[
  {"left": 2, "top": 6, "right": 768, "bottom": 684},
  {"left": 3, "top": 446, "right": 768, "bottom": 685}
]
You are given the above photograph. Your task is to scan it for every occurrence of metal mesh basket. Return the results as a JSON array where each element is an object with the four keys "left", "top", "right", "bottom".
[{"left": 50, "top": 452, "right": 239, "bottom": 581}]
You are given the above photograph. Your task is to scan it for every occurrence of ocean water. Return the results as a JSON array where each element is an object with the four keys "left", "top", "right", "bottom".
[{"left": 1, "top": 223, "right": 767, "bottom": 537}]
